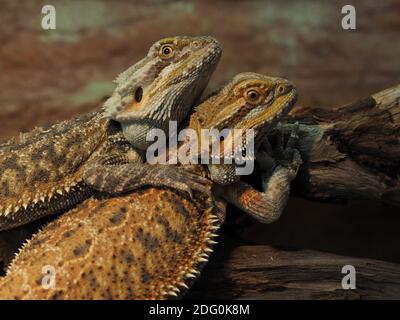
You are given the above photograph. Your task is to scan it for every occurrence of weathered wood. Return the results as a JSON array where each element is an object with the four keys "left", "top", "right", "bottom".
[
  {"left": 281, "top": 84, "right": 400, "bottom": 205},
  {"left": 187, "top": 244, "right": 400, "bottom": 299}
]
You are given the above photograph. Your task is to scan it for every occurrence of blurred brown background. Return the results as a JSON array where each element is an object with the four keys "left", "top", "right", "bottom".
[{"left": 0, "top": 0, "right": 399, "bottom": 262}]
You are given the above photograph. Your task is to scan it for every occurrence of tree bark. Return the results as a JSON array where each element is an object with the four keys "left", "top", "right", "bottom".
[
  {"left": 280, "top": 84, "right": 400, "bottom": 206},
  {"left": 187, "top": 245, "right": 400, "bottom": 299}
]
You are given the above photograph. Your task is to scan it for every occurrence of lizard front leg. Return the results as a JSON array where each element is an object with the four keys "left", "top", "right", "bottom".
[
  {"left": 83, "top": 151, "right": 211, "bottom": 197},
  {"left": 215, "top": 125, "right": 302, "bottom": 223}
]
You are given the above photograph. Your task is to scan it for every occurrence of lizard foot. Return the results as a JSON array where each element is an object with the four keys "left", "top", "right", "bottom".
[
  {"left": 257, "top": 122, "right": 302, "bottom": 178},
  {"left": 155, "top": 165, "right": 212, "bottom": 198}
]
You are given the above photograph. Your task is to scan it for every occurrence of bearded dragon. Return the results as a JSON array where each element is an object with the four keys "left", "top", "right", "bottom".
[
  {"left": 0, "top": 36, "right": 222, "bottom": 231},
  {"left": 0, "top": 72, "right": 301, "bottom": 299}
]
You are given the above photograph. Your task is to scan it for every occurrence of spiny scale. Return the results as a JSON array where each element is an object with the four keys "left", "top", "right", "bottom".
[
  {"left": 0, "top": 176, "right": 223, "bottom": 300},
  {"left": 0, "top": 179, "right": 94, "bottom": 231},
  {"left": 0, "top": 111, "right": 109, "bottom": 231},
  {"left": 0, "top": 179, "right": 82, "bottom": 216}
]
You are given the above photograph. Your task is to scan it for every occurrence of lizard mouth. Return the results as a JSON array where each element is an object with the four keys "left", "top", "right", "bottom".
[
  {"left": 266, "top": 88, "right": 298, "bottom": 122},
  {"left": 178, "top": 39, "right": 222, "bottom": 82}
]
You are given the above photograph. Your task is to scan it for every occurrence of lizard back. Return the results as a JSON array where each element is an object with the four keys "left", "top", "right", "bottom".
[
  {"left": 0, "top": 166, "right": 224, "bottom": 299},
  {"left": 0, "top": 111, "right": 109, "bottom": 229}
]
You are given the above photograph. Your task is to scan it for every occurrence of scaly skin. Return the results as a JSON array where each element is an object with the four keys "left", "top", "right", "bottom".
[
  {"left": 0, "top": 171, "right": 222, "bottom": 299},
  {"left": 0, "top": 73, "right": 301, "bottom": 299},
  {"left": 0, "top": 36, "right": 221, "bottom": 231},
  {"left": 0, "top": 226, "right": 34, "bottom": 273}
]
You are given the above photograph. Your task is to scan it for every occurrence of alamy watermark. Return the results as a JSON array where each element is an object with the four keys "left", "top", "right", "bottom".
[
  {"left": 41, "top": 5, "right": 56, "bottom": 30},
  {"left": 341, "top": 5, "right": 356, "bottom": 30},
  {"left": 41, "top": 265, "right": 56, "bottom": 289},
  {"left": 341, "top": 265, "right": 356, "bottom": 289},
  {"left": 145, "top": 121, "right": 255, "bottom": 176}
]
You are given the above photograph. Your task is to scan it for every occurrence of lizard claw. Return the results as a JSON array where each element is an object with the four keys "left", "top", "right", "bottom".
[
  {"left": 274, "top": 122, "right": 285, "bottom": 157},
  {"left": 158, "top": 166, "right": 212, "bottom": 198},
  {"left": 258, "top": 122, "right": 302, "bottom": 176},
  {"left": 286, "top": 149, "right": 302, "bottom": 179},
  {"left": 256, "top": 149, "right": 275, "bottom": 174},
  {"left": 286, "top": 122, "right": 299, "bottom": 149},
  {"left": 261, "top": 136, "right": 273, "bottom": 155}
]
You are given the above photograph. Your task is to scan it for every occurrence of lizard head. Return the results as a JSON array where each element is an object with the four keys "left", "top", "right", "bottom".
[
  {"left": 103, "top": 35, "right": 222, "bottom": 150},
  {"left": 192, "top": 72, "right": 297, "bottom": 146},
  {"left": 189, "top": 72, "right": 297, "bottom": 170}
]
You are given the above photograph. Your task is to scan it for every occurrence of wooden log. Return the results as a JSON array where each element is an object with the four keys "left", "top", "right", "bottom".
[
  {"left": 187, "top": 244, "right": 400, "bottom": 299},
  {"left": 280, "top": 84, "right": 400, "bottom": 205}
]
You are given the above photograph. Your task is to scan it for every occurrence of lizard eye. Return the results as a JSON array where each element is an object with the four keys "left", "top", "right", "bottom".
[
  {"left": 244, "top": 89, "right": 263, "bottom": 105},
  {"left": 276, "top": 84, "right": 288, "bottom": 95},
  {"left": 159, "top": 44, "right": 175, "bottom": 59},
  {"left": 134, "top": 87, "right": 143, "bottom": 102},
  {"left": 191, "top": 41, "right": 201, "bottom": 49}
]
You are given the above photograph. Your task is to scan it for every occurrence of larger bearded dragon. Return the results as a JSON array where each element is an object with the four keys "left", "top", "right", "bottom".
[
  {"left": 0, "top": 72, "right": 301, "bottom": 299},
  {"left": 0, "top": 36, "right": 222, "bottom": 231}
]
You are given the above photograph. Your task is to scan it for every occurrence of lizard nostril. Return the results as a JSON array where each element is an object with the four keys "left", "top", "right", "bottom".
[{"left": 134, "top": 87, "right": 143, "bottom": 102}]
